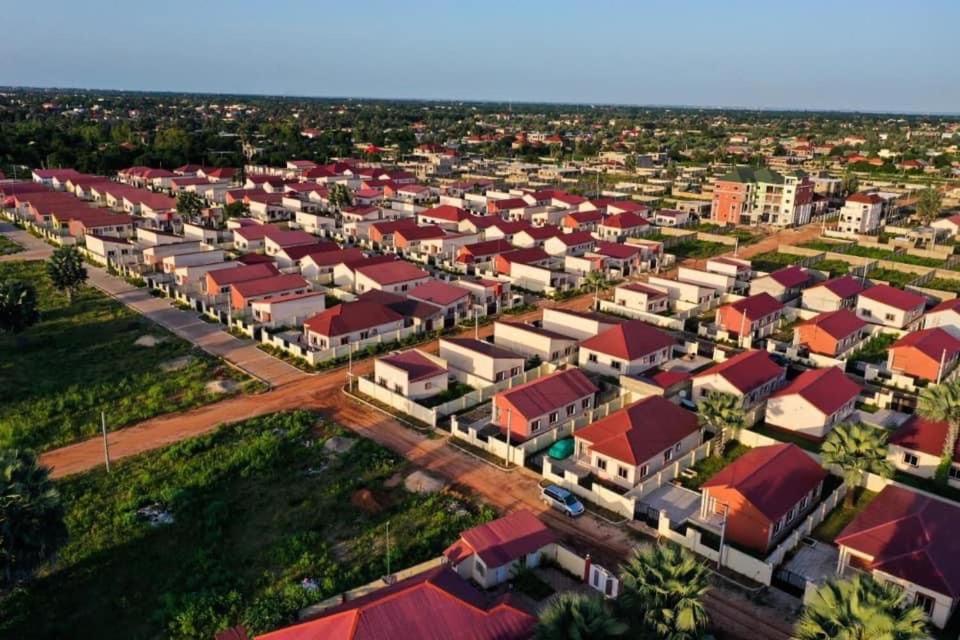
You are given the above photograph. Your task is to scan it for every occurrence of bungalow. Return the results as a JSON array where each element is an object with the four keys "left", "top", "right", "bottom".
[
  {"left": 606, "top": 200, "right": 649, "bottom": 217},
  {"left": 358, "top": 289, "right": 445, "bottom": 334},
  {"left": 764, "top": 367, "right": 862, "bottom": 439},
  {"left": 647, "top": 276, "right": 718, "bottom": 306},
  {"left": 924, "top": 298, "right": 960, "bottom": 338},
  {"left": 588, "top": 241, "right": 652, "bottom": 276},
  {"left": 512, "top": 226, "right": 560, "bottom": 249},
  {"left": 836, "top": 485, "right": 960, "bottom": 628},
  {"left": 701, "top": 443, "right": 827, "bottom": 554},
  {"left": 161, "top": 248, "right": 226, "bottom": 274},
  {"left": 354, "top": 260, "right": 431, "bottom": 294},
  {"left": 299, "top": 247, "right": 365, "bottom": 281},
  {"left": 574, "top": 396, "right": 702, "bottom": 488},
  {"left": 856, "top": 285, "right": 926, "bottom": 330},
  {"left": 715, "top": 293, "right": 784, "bottom": 343},
  {"left": 749, "top": 265, "right": 813, "bottom": 302},
  {"left": 66, "top": 213, "right": 136, "bottom": 239},
  {"left": 491, "top": 368, "right": 598, "bottom": 441},
  {"left": 233, "top": 225, "right": 280, "bottom": 252},
  {"left": 613, "top": 282, "right": 670, "bottom": 314},
  {"left": 801, "top": 275, "right": 866, "bottom": 313},
  {"left": 540, "top": 308, "right": 623, "bottom": 341},
  {"left": 368, "top": 218, "right": 419, "bottom": 249},
  {"left": 543, "top": 231, "right": 596, "bottom": 257},
  {"left": 394, "top": 225, "right": 446, "bottom": 254},
  {"left": 494, "top": 321, "right": 578, "bottom": 363},
  {"left": 262, "top": 229, "right": 322, "bottom": 256},
  {"left": 416, "top": 204, "right": 470, "bottom": 230},
  {"left": 206, "top": 262, "right": 280, "bottom": 298},
  {"left": 407, "top": 280, "right": 470, "bottom": 327},
  {"left": 340, "top": 205, "right": 383, "bottom": 225},
  {"left": 691, "top": 349, "right": 786, "bottom": 410},
  {"left": 707, "top": 256, "right": 752, "bottom": 281},
  {"left": 653, "top": 209, "right": 690, "bottom": 227},
  {"left": 596, "top": 211, "right": 650, "bottom": 241},
  {"left": 455, "top": 278, "right": 512, "bottom": 316},
  {"left": 445, "top": 510, "right": 556, "bottom": 589},
  {"left": 578, "top": 320, "right": 676, "bottom": 378},
  {"left": 931, "top": 213, "right": 960, "bottom": 238},
  {"left": 484, "top": 220, "right": 533, "bottom": 243},
  {"left": 374, "top": 350, "right": 449, "bottom": 400},
  {"left": 887, "top": 327, "right": 960, "bottom": 382},
  {"left": 438, "top": 338, "right": 525, "bottom": 385},
  {"left": 303, "top": 301, "right": 405, "bottom": 349},
  {"left": 561, "top": 209, "right": 605, "bottom": 233},
  {"left": 293, "top": 209, "right": 336, "bottom": 235},
  {"left": 229, "top": 274, "right": 309, "bottom": 311},
  {"left": 331, "top": 255, "right": 396, "bottom": 289},
  {"left": 887, "top": 416, "right": 960, "bottom": 489},
  {"left": 84, "top": 234, "right": 139, "bottom": 266},
  {"left": 456, "top": 238, "right": 514, "bottom": 267},
  {"left": 793, "top": 309, "right": 869, "bottom": 357}
]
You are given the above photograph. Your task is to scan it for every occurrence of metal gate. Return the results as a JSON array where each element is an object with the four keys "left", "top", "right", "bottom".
[{"left": 588, "top": 564, "right": 619, "bottom": 599}]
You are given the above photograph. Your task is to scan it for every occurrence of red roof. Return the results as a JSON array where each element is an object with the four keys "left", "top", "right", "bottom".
[
  {"left": 694, "top": 350, "right": 784, "bottom": 394},
  {"left": 255, "top": 566, "right": 535, "bottom": 640},
  {"left": 356, "top": 261, "right": 429, "bottom": 286},
  {"left": 592, "top": 241, "right": 643, "bottom": 260},
  {"left": 554, "top": 231, "right": 595, "bottom": 247},
  {"left": 771, "top": 367, "right": 861, "bottom": 416},
  {"left": 208, "top": 263, "right": 279, "bottom": 287},
  {"left": 810, "top": 275, "right": 867, "bottom": 300},
  {"left": 836, "top": 485, "right": 960, "bottom": 598},
  {"left": 231, "top": 274, "right": 308, "bottom": 298},
  {"left": 517, "top": 226, "right": 560, "bottom": 241},
  {"left": 305, "top": 301, "right": 403, "bottom": 338},
  {"left": 859, "top": 284, "right": 926, "bottom": 312},
  {"left": 727, "top": 293, "right": 784, "bottom": 320},
  {"left": 580, "top": 319, "right": 675, "bottom": 361},
  {"left": 766, "top": 265, "right": 811, "bottom": 289},
  {"left": 497, "top": 248, "right": 550, "bottom": 266},
  {"left": 799, "top": 309, "right": 867, "bottom": 340},
  {"left": 618, "top": 282, "right": 667, "bottom": 298},
  {"left": 444, "top": 510, "right": 555, "bottom": 567},
  {"left": 302, "top": 248, "right": 366, "bottom": 268},
  {"left": 379, "top": 350, "right": 447, "bottom": 382},
  {"left": 575, "top": 396, "right": 699, "bottom": 465},
  {"left": 703, "top": 443, "right": 827, "bottom": 522},
  {"left": 498, "top": 368, "right": 598, "bottom": 420},
  {"left": 846, "top": 192, "right": 885, "bottom": 205},
  {"left": 395, "top": 225, "right": 446, "bottom": 242},
  {"left": 930, "top": 298, "right": 960, "bottom": 314},
  {"left": 266, "top": 229, "right": 320, "bottom": 248},
  {"left": 408, "top": 280, "right": 470, "bottom": 306},
  {"left": 891, "top": 327, "right": 960, "bottom": 361},
  {"left": 419, "top": 204, "right": 470, "bottom": 223},
  {"left": 889, "top": 415, "right": 960, "bottom": 462},
  {"left": 600, "top": 211, "right": 649, "bottom": 229}
]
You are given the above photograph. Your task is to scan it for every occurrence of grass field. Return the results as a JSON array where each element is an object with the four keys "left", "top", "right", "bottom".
[
  {"left": 0, "top": 234, "right": 23, "bottom": 255},
  {"left": 0, "top": 411, "right": 495, "bottom": 640},
  {"left": 668, "top": 239, "right": 729, "bottom": 261},
  {"left": 0, "top": 261, "right": 253, "bottom": 452},
  {"left": 812, "top": 489, "right": 877, "bottom": 542}
]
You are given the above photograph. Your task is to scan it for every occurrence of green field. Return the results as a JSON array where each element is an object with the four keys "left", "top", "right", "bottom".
[
  {"left": 0, "top": 411, "right": 494, "bottom": 640},
  {"left": 0, "top": 234, "right": 23, "bottom": 255},
  {"left": 668, "top": 239, "right": 729, "bottom": 260},
  {"left": 0, "top": 261, "right": 252, "bottom": 451}
]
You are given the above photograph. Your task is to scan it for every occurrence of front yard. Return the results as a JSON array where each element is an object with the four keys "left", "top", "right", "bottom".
[
  {"left": 811, "top": 489, "right": 877, "bottom": 542},
  {"left": 678, "top": 440, "right": 749, "bottom": 490},
  {"left": 0, "top": 260, "right": 255, "bottom": 451},
  {"left": 0, "top": 411, "right": 495, "bottom": 640}
]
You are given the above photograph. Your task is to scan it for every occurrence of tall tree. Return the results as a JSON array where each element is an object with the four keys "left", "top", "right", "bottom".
[
  {"left": 583, "top": 270, "right": 609, "bottom": 310},
  {"left": 0, "top": 280, "right": 40, "bottom": 334},
  {"left": 697, "top": 391, "right": 745, "bottom": 458},
  {"left": 46, "top": 245, "right": 88, "bottom": 303},
  {"left": 223, "top": 201, "right": 249, "bottom": 219},
  {"left": 535, "top": 592, "right": 627, "bottom": 640},
  {"left": 820, "top": 423, "right": 893, "bottom": 508},
  {"left": 842, "top": 171, "right": 859, "bottom": 196},
  {"left": 795, "top": 575, "right": 927, "bottom": 640},
  {"left": 915, "top": 187, "right": 942, "bottom": 226},
  {"left": 917, "top": 380, "right": 960, "bottom": 485},
  {"left": 617, "top": 544, "right": 711, "bottom": 640},
  {"left": 176, "top": 192, "right": 205, "bottom": 220},
  {"left": 0, "top": 449, "right": 67, "bottom": 587}
]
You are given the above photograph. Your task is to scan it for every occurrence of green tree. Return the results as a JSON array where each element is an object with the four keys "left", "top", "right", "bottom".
[
  {"left": 0, "top": 280, "right": 40, "bottom": 334},
  {"left": 535, "top": 592, "right": 627, "bottom": 640},
  {"left": 697, "top": 391, "right": 745, "bottom": 458},
  {"left": 916, "top": 380, "right": 960, "bottom": 485},
  {"left": 0, "top": 449, "right": 67, "bottom": 586},
  {"left": 842, "top": 172, "right": 859, "bottom": 196},
  {"left": 795, "top": 575, "right": 927, "bottom": 640},
  {"left": 915, "top": 187, "right": 942, "bottom": 226},
  {"left": 617, "top": 544, "right": 711, "bottom": 640},
  {"left": 46, "top": 245, "right": 88, "bottom": 303},
  {"left": 328, "top": 183, "right": 353, "bottom": 211},
  {"left": 223, "top": 201, "right": 249, "bottom": 219},
  {"left": 176, "top": 192, "right": 205, "bottom": 220},
  {"left": 583, "top": 270, "right": 609, "bottom": 310},
  {"left": 820, "top": 423, "right": 892, "bottom": 508}
]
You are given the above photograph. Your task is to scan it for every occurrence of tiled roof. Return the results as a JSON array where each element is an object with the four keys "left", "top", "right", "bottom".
[
  {"left": 498, "top": 368, "right": 598, "bottom": 420},
  {"left": 694, "top": 350, "right": 784, "bottom": 394},
  {"left": 208, "top": 263, "right": 279, "bottom": 287},
  {"left": 889, "top": 415, "right": 960, "bottom": 462},
  {"left": 799, "top": 309, "right": 866, "bottom": 340},
  {"left": 408, "top": 280, "right": 470, "bottom": 306},
  {"left": 231, "top": 274, "right": 308, "bottom": 298},
  {"left": 859, "top": 284, "right": 926, "bottom": 312},
  {"left": 810, "top": 275, "right": 867, "bottom": 299},
  {"left": 445, "top": 510, "right": 555, "bottom": 567},
  {"left": 770, "top": 367, "right": 861, "bottom": 416},
  {"left": 580, "top": 319, "right": 675, "bottom": 360},
  {"left": 356, "top": 261, "right": 430, "bottom": 286}
]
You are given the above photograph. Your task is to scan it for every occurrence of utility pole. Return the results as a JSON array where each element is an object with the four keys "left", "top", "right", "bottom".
[
  {"left": 347, "top": 343, "right": 354, "bottom": 391},
  {"left": 717, "top": 504, "right": 729, "bottom": 570},
  {"left": 504, "top": 408, "right": 512, "bottom": 467},
  {"left": 385, "top": 520, "right": 391, "bottom": 579},
  {"left": 101, "top": 411, "right": 111, "bottom": 473},
  {"left": 474, "top": 305, "right": 479, "bottom": 340}
]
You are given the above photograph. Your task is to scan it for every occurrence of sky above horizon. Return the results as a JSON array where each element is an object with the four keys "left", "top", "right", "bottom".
[{"left": 3, "top": 0, "right": 959, "bottom": 114}]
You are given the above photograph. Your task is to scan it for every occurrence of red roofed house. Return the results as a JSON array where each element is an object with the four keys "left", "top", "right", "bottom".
[
  {"left": 407, "top": 280, "right": 470, "bottom": 327},
  {"left": 764, "top": 367, "right": 862, "bottom": 439},
  {"left": 701, "top": 443, "right": 827, "bottom": 553},
  {"left": 692, "top": 350, "right": 786, "bottom": 416},
  {"left": 250, "top": 291, "right": 326, "bottom": 328},
  {"left": 206, "top": 263, "right": 280, "bottom": 299},
  {"left": 393, "top": 225, "right": 447, "bottom": 254},
  {"left": 445, "top": 510, "right": 556, "bottom": 589},
  {"left": 836, "top": 485, "right": 960, "bottom": 627},
  {"left": 374, "top": 349, "right": 449, "bottom": 400},
  {"left": 543, "top": 231, "right": 596, "bottom": 257},
  {"left": 562, "top": 209, "right": 605, "bottom": 232},
  {"left": 416, "top": 204, "right": 470, "bottom": 230},
  {"left": 856, "top": 284, "right": 926, "bottom": 330},
  {"left": 574, "top": 396, "right": 702, "bottom": 489},
  {"left": 801, "top": 275, "right": 867, "bottom": 313},
  {"left": 230, "top": 274, "right": 310, "bottom": 311},
  {"left": 252, "top": 565, "right": 536, "bottom": 640},
  {"left": 749, "top": 265, "right": 813, "bottom": 302},
  {"left": 596, "top": 211, "right": 650, "bottom": 241},
  {"left": 577, "top": 319, "right": 676, "bottom": 378},
  {"left": 354, "top": 261, "right": 431, "bottom": 294},
  {"left": 793, "top": 309, "right": 869, "bottom": 357},
  {"left": 304, "top": 301, "right": 405, "bottom": 350},
  {"left": 492, "top": 368, "right": 598, "bottom": 442},
  {"left": 888, "top": 415, "right": 960, "bottom": 489},
  {"left": 715, "top": 293, "right": 784, "bottom": 343},
  {"left": 887, "top": 327, "right": 960, "bottom": 382},
  {"left": 924, "top": 298, "right": 960, "bottom": 339}
]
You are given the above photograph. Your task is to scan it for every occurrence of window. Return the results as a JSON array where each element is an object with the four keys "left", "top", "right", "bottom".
[
  {"left": 663, "top": 449, "right": 672, "bottom": 462},
  {"left": 582, "top": 398, "right": 591, "bottom": 409},
  {"left": 566, "top": 403, "right": 576, "bottom": 416},
  {"left": 475, "top": 560, "right": 486, "bottom": 577},
  {"left": 511, "top": 367, "right": 521, "bottom": 376},
  {"left": 596, "top": 458, "right": 607, "bottom": 471},
  {"left": 617, "top": 466, "right": 629, "bottom": 480},
  {"left": 531, "top": 419, "right": 541, "bottom": 432},
  {"left": 495, "top": 371, "right": 506, "bottom": 382},
  {"left": 884, "top": 313, "right": 896, "bottom": 322},
  {"left": 425, "top": 382, "right": 433, "bottom": 389},
  {"left": 949, "top": 466, "right": 960, "bottom": 481},
  {"left": 588, "top": 353, "right": 598, "bottom": 363},
  {"left": 612, "top": 361, "right": 622, "bottom": 371},
  {"left": 773, "top": 520, "right": 782, "bottom": 535},
  {"left": 549, "top": 412, "right": 559, "bottom": 424},
  {"left": 903, "top": 452, "right": 919, "bottom": 467},
  {"left": 914, "top": 592, "right": 935, "bottom": 617},
  {"left": 638, "top": 464, "right": 649, "bottom": 478}
]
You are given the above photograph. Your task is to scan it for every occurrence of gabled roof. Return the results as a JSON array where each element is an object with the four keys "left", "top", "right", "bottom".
[
  {"left": 444, "top": 510, "right": 555, "bottom": 568},
  {"left": 891, "top": 327, "right": 960, "bottom": 361},
  {"left": 305, "top": 301, "right": 404, "bottom": 337},
  {"left": 618, "top": 282, "right": 668, "bottom": 298},
  {"left": 356, "top": 261, "right": 430, "bottom": 286},
  {"left": 770, "top": 367, "right": 861, "bottom": 416},
  {"left": 440, "top": 338, "right": 523, "bottom": 361},
  {"left": 580, "top": 319, "right": 675, "bottom": 361},
  {"left": 379, "top": 350, "right": 447, "bottom": 382},
  {"left": 302, "top": 248, "right": 366, "bottom": 268},
  {"left": 859, "top": 284, "right": 926, "bottom": 312},
  {"left": 208, "top": 263, "right": 279, "bottom": 287},
  {"left": 929, "top": 298, "right": 960, "bottom": 314},
  {"left": 846, "top": 192, "right": 885, "bottom": 205},
  {"left": 553, "top": 231, "right": 595, "bottom": 247},
  {"left": 808, "top": 275, "right": 867, "bottom": 300},
  {"left": 727, "top": 293, "right": 784, "bottom": 320},
  {"left": 497, "top": 248, "right": 550, "bottom": 266},
  {"left": 889, "top": 415, "right": 960, "bottom": 463},
  {"left": 703, "top": 443, "right": 827, "bottom": 522},
  {"left": 798, "top": 309, "right": 867, "bottom": 340},
  {"left": 592, "top": 241, "right": 644, "bottom": 260},
  {"left": 836, "top": 485, "right": 960, "bottom": 598},
  {"left": 408, "top": 280, "right": 470, "bottom": 306},
  {"left": 497, "top": 368, "right": 598, "bottom": 420},
  {"left": 418, "top": 204, "right": 469, "bottom": 222},
  {"left": 599, "top": 211, "right": 649, "bottom": 229},
  {"left": 575, "top": 396, "right": 699, "bottom": 465},
  {"left": 517, "top": 226, "right": 560, "bottom": 241},
  {"left": 765, "top": 265, "right": 811, "bottom": 289},
  {"left": 395, "top": 225, "right": 446, "bottom": 242},
  {"left": 231, "top": 274, "right": 308, "bottom": 298},
  {"left": 694, "top": 350, "right": 784, "bottom": 394}
]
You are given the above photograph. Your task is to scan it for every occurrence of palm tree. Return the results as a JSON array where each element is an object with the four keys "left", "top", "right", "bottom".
[
  {"left": 917, "top": 380, "right": 960, "bottom": 485},
  {"left": 0, "top": 449, "right": 68, "bottom": 586},
  {"left": 535, "top": 592, "right": 627, "bottom": 640},
  {"left": 583, "top": 270, "right": 609, "bottom": 310},
  {"left": 915, "top": 187, "right": 942, "bottom": 226},
  {"left": 795, "top": 575, "right": 927, "bottom": 640},
  {"left": 820, "top": 423, "right": 893, "bottom": 508},
  {"left": 0, "top": 280, "right": 40, "bottom": 335},
  {"left": 697, "top": 391, "right": 744, "bottom": 458},
  {"left": 617, "top": 544, "right": 711, "bottom": 640},
  {"left": 46, "top": 245, "right": 88, "bottom": 304}
]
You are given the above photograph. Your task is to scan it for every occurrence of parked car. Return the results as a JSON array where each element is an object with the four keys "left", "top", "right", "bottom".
[{"left": 541, "top": 484, "right": 585, "bottom": 517}]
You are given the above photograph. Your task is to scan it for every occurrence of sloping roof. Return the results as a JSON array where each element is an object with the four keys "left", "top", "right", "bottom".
[
  {"left": 718, "top": 166, "right": 785, "bottom": 185},
  {"left": 575, "top": 396, "right": 699, "bottom": 465},
  {"left": 694, "top": 350, "right": 784, "bottom": 394},
  {"left": 498, "top": 248, "right": 550, "bottom": 266},
  {"left": 255, "top": 566, "right": 536, "bottom": 640},
  {"left": 208, "top": 263, "right": 279, "bottom": 287},
  {"left": 929, "top": 298, "right": 960, "bottom": 314},
  {"left": 395, "top": 225, "right": 446, "bottom": 242},
  {"left": 496, "top": 321, "right": 574, "bottom": 342},
  {"left": 419, "top": 204, "right": 469, "bottom": 222},
  {"left": 618, "top": 282, "right": 668, "bottom": 298},
  {"left": 498, "top": 368, "right": 598, "bottom": 420},
  {"left": 836, "top": 485, "right": 960, "bottom": 598},
  {"left": 799, "top": 309, "right": 867, "bottom": 340},
  {"left": 703, "top": 443, "right": 827, "bottom": 522},
  {"left": 859, "top": 284, "right": 926, "bottom": 312},
  {"left": 891, "top": 327, "right": 960, "bottom": 361},
  {"left": 579, "top": 319, "right": 675, "bottom": 360},
  {"left": 766, "top": 265, "right": 811, "bottom": 289},
  {"left": 440, "top": 338, "right": 523, "bottom": 361},
  {"left": 727, "top": 293, "right": 784, "bottom": 320},
  {"left": 444, "top": 510, "right": 555, "bottom": 567},
  {"left": 231, "top": 274, "right": 308, "bottom": 298},
  {"left": 846, "top": 192, "right": 885, "bottom": 205},
  {"left": 379, "top": 350, "right": 447, "bottom": 382},
  {"left": 889, "top": 415, "right": 960, "bottom": 463},
  {"left": 600, "top": 211, "right": 649, "bottom": 229},
  {"left": 356, "top": 261, "right": 430, "bottom": 286},
  {"left": 408, "top": 280, "right": 470, "bottom": 306},
  {"left": 591, "top": 241, "right": 643, "bottom": 260},
  {"left": 302, "top": 248, "right": 366, "bottom": 268},
  {"left": 770, "top": 367, "right": 861, "bottom": 416},
  {"left": 809, "top": 275, "right": 867, "bottom": 300},
  {"left": 554, "top": 231, "right": 595, "bottom": 247},
  {"left": 304, "top": 301, "right": 403, "bottom": 337}
]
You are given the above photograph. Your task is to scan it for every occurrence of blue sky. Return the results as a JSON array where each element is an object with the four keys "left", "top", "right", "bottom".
[{"left": 2, "top": 0, "right": 958, "bottom": 113}]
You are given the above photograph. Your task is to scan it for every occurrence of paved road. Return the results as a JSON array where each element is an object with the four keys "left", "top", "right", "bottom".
[{"left": 0, "top": 222, "right": 53, "bottom": 261}]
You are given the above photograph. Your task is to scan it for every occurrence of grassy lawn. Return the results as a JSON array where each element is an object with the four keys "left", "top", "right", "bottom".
[
  {"left": 814, "top": 259, "right": 852, "bottom": 276},
  {"left": 799, "top": 240, "right": 850, "bottom": 252},
  {"left": 0, "top": 411, "right": 495, "bottom": 640},
  {"left": 752, "top": 424, "right": 820, "bottom": 453},
  {"left": 749, "top": 251, "right": 803, "bottom": 273},
  {"left": 811, "top": 489, "right": 877, "bottom": 542},
  {"left": 924, "top": 277, "right": 960, "bottom": 293},
  {"left": 0, "top": 261, "right": 252, "bottom": 452},
  {"left": 846, "top": 332, "right": 898, "bottom": 365},
  {"left": 668, "top": 239, "right": 729, "bottom": 261},
  {"left": 678, "top": 440, "right": 749, "bottom": 490},
  {"left": 0, "top": 234, "right": 23, "bottom": 255},
  {"left": 865, "top": 266, "right": 917, "bottom": 287}
]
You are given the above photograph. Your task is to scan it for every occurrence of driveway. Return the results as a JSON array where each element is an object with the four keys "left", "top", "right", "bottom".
[{"left": 0, "top": 222, "right": 53, "bottom": 261}]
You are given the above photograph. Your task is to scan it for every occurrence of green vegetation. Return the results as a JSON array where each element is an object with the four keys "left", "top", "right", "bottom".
[
  {"left": 846, "top": 332, "right": 898, "bottom": 364},
  {"left": 679, "top": 440, "right": 749, "bottom": 490},
  {"left": 799, "top": 240, "right": 850, "bottom": 252},
  {"left": 668, "top": 239, "right": 729, "bottom": 261},
  {"left": 418, "top": 382, "right": 474, "bottom": 408},
  {"left": 511, "top": 567, "right": 555, "bottom": 601},
  {"left": 917, "top": 380, "right": 960, "bottom": 485},
  {"left": 0, "top": 235, "right": 23, "bottom": 255},
  {"left": 0, "top": 261, "right": 249, "bottom": 451},
  {"left": 811, "top": 489, "right": 877, "bottom": 542},
  {"left": 536, "top": 592, "right": 627, "bottom": 640},
  {"left": 924, "top": 277, "right": 960, "bottom": 293},
  {"left": 697, "top": 391, "right": 744, "bottom": 457},
  {"left": 753, "top": 424, "right": 820, "bottom": 453},
  {"left": 749, "top": 250, "right": 803, "bottom": 273},
  {"left": 820, "top": 423, "right": 893, "bottom": 508},
  {"left": 864, "top": 266, "right": 917, "bottom": 287},
  {"left": 693, "top": 224, "right": 761, "bottom": 245},
  {"left": 843, "top": 244, "right": 946, "bottom": 269},
  {"left": 0, "top": 411, "right": 495, "bottom": 640}
]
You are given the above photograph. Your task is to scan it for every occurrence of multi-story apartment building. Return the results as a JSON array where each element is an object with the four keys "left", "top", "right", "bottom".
[
  {"left": 711, "top": 166, "right": 813, "bottom": 226},
  {"left": 836, "top": 192, "right": 884, "bottom": 236}
]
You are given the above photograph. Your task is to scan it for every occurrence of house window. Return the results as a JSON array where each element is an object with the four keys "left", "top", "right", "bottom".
[
  {"left": 549, "top": 412, "right": 559, "bottom": 424},
  {"left": 885, "top": 313, "right": 896, "bottom": 322},
  {"left": 612, "top": 361, "right": 622, "bottom": 371},
  {"left": 496, "top": 371, "right": 506, "bottom": 382},
  {"left": 914, "top": 592, "right": 935, "bottom": 617},
  {"left": 582, "top": 398, "right": 591, "bottom": 409},
  {"left": 588, "top": 353, "right": 598, "bottom": 363},
  {"left": 617, "top": 466, "right": 629, "bottom": 480},
  {"left": 511, "top": 367, "right": 521, "bottom": 376},
  {"left": 566, "top": 404, "right": 576, "bottom": 416},
  {"left": 475, "top": 560, "right": 486, "bottom": 577},
  {"left": 949, "top": 466, "right": 960, "bottom": 481},
  {"left": 425, "top": 382, "right": 433, "bottom": 389},
  {"left": 663, "top": 449, "right": 672, "bottom": 462},
  {"left": 531, "top": 419, "right": 541, "bottom": 432},
  {"left": 596, "top": 458, "right": 607, "bottom": 471},
  {"left": 903, "top": 453, "right": 919, "bottom": 467},
  {"left": 639, "top": 464, "right": 649, "bottom": 478},
  {"left": 773, "top": 519, "right": 783, "bottom": 535}
]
